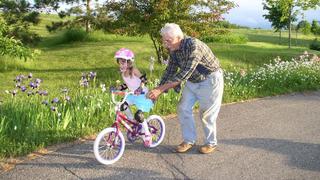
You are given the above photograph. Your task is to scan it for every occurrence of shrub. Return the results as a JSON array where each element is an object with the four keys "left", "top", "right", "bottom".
[
  {"left": 201, "top": 34, "right": 248, "bottom": 44},
  {"left": 62, "top": 28, "right": 88, "bottom": 43},
  {"left": 310, "top": 38, "right": 320, "bottom": 51}
]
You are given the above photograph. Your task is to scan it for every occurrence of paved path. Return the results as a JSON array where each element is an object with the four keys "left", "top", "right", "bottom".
[{"left": 1, "top": 91, "right": 320, "bottom": 180}]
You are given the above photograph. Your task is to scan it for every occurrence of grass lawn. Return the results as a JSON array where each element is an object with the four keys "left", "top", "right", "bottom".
[{"left": 1, "top": 19, "right": 319, "bottom": 96}]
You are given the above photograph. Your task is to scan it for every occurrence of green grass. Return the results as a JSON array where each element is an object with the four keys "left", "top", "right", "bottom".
[{"left": 0, "top": 14, "right": 320, "bottom": 158}]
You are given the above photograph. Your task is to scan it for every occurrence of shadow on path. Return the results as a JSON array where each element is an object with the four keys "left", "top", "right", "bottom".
[{"left": 221, "top": 138, "right": 320, "bottom": 172}]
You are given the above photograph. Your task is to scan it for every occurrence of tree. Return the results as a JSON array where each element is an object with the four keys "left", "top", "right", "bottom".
[
  {"left": 102, "top": 0, "right": 235, "bottom": 63},
  {"left": 35, "top": 0, "right": 102, "bottom": 33},
  {"left": 297, "top": 20, "right": 311, "bottom": 35},
  {"left": 0, "top": 0, "right": 41, "bottom": 44},
  {"left": 263, "top": 0, "right": 320, "bottom": 48},
  {"left": 311, "top": 20, "right": 320, "bottom": 35},
  {"left": 0, "top": 19, "right": 39, "bottom": 60},
  {"left": 263, "top": 0, "right": 289, "bottom": 45}
]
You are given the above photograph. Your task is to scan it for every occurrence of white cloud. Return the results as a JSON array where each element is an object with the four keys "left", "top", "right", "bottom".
[{"left": 223, "top": 0, "right": 320, "bottom": 29}]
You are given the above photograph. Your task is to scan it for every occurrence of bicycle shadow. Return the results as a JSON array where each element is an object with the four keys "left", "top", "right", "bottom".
[
  {"left": 14, "top": 141, "right": 179, "bottom": 179},
  {"left": 220, "top": 138, "right": 320, "bottom": 172}
]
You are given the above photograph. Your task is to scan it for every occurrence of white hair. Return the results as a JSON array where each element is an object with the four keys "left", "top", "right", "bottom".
[{"left": 160, "top": 23, "right": 184, "bottom": 39}]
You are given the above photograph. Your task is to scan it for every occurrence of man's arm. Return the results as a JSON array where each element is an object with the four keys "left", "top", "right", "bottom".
[
  {"left": 148, "top": 81, "right": 181, "bottom": 100},
  {"left": 159, "top": 57, "right": 178, "bottom": 86}
]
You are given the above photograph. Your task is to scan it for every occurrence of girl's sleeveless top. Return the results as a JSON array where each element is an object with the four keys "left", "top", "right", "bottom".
[{"left": 122, "top": 74, "right": 141, "bottom": 91}]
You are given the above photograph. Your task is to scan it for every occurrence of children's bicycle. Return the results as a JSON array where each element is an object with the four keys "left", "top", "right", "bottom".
[{"left": 93, "top": 91, "right": 165, "bottom": 165}]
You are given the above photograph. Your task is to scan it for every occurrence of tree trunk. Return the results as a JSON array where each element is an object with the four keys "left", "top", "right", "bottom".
[
  {"left": 279, "top": 30, "right": 282, "bottom": 45},
  {"left": 150, "top": 34, "right": 163, "bottom": 64},
  {"left": 288, "top": 8, "right": 292, "bottom": 49},
  {"left": 86, "top": 0, "right": 91, "bottom": 33},
  {"left": 295, "top": 29, "right": 298, "bottom": 46}
]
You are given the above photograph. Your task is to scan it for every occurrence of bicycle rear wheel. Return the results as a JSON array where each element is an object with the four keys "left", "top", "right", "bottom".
[
  {"left": 93, "top": 127, "right": 125, "bottom": 165},
  {"left": 146, "top": 115, "right": 165, "bottom": 148}
]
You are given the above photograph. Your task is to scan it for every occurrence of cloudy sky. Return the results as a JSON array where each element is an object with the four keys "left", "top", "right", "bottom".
[
  {"left": 223, "top": 0, "right": 320, "bottom": 29},
  {"left": 51, "top": 0, "right": 320, "bottom": 29}
]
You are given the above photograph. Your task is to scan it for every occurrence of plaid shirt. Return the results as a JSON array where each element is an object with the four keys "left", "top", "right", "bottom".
[{"left": 160, "top": 36, "right": 220, "bottom": 85}]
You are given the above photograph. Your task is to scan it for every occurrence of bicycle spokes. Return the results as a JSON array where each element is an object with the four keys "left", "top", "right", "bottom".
[{"left": 99, "top": 132, "right": 122, "bottom": 160}]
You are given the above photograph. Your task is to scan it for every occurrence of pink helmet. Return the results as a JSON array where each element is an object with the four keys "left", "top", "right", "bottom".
[{"left": 114, "top": 48, "right": 135, "bottom": 62}]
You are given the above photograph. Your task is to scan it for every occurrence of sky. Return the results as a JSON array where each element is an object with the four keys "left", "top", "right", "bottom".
[
  {"left": 223, "top": 0, "right": 320, "bottom": 29},
  {"left": 35, "top": 0, "right": 320, "bottom": 29}
]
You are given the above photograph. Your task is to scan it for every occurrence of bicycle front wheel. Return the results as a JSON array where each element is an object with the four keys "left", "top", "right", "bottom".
[{"left": 93, "top": 127, "right": 125, "bottom": 165}]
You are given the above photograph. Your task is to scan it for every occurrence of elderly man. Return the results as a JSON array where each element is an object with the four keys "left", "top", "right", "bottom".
[{"left": 148, "top": 23, "right": 224, "bottom": 154}]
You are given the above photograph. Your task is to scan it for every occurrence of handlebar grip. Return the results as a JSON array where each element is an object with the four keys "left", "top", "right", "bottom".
[{"left": 113, "top": 91, "right": 126, "bottom": 96}]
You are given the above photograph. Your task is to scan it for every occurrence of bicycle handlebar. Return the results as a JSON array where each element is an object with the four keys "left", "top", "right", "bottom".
[{"left": 111, "top": 91, "right": 134, "bottom": 105}]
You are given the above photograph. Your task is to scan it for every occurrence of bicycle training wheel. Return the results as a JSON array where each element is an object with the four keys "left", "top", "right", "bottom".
[
  {"left": 146, "top": 115, "right": 165, "bottom": 148},
  {"left": 93, "top": 127, "right": 125, "bottom": 165}
]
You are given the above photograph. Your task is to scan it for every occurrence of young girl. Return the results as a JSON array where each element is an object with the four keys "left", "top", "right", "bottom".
[{"left": 114, "top": 48, "right": 154, "bottom": 147}]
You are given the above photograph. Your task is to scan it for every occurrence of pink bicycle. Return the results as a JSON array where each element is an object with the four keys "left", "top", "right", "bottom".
[{"left": 93, "top": 91, "right": 165, "bottom": 165}]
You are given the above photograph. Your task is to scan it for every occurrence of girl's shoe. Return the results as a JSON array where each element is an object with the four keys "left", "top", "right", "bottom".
[
  {"left": 143, "top": 134, "right": 152, "bottom": 147},
  {"left": 141, "top": 121, "right": 152, "bottom": 147}
]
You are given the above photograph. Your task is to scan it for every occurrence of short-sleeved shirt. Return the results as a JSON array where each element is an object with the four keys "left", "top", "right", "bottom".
[{"left": 160, "top": 36, "right": 220, "bottom": 85}]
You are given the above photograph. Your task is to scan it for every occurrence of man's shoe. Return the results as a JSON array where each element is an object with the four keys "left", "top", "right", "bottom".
[
  {"left": 175, "top": 142, "right": 194, "bottom": 153},
  {"left": 199, "top": 144, "right": 217, "bottom": 154}
]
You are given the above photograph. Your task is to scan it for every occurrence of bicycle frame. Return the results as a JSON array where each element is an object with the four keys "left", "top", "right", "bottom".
[{"left": 104, "top": 90, "right": 159, "bottom": 147}]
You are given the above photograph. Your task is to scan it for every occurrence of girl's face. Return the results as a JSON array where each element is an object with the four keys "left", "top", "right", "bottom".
[{"left": 118, "top": 58, "right": 132, "bottom": 72}]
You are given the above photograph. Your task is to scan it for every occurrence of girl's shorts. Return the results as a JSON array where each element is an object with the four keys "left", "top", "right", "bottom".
[{"left": 126, "top": 94, "right": 154, "bottom": 112}]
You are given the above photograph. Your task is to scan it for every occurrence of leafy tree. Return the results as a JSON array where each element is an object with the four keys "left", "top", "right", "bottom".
[
  {"left": 263, "top": 0, "right": 289, "bottom": 44},
  {"left": 35, "top": 0, "right": 103, "bottom": 33},
  {"left": 263, "top": 0, "right": 320, "bottom": 48},
  {"left": 0, "top": 0, "right": 41, "bottom": 44},
  {"left": 0, "top": 19, "right": 39, "bottom": 60},
  {"left": 311, "top": 20, "right": 320, "bottom": 35},
  {"left": 297, "top": 20, "right": 311, "bottom": 35},
  {"left": 102, "top": 0, "right": 235, "bottom": 63}
]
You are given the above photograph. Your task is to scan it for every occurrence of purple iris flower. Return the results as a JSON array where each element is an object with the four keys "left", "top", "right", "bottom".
[
  {"left": 65, "top": 96, "right": 71, "bottom": 101},
  {"left": 89, "top": 71, "right": 97, "bottom": 80},
  {"left": 81, "top": 73, "right": 87, "bottom": 80},
  {"left": 42, "top": 100, "right": 49, "bottom": 106},
  {"left": 11, "top": 90, "right": 18, "bottom": 96},
  {"left": 16, "top": 83, "right": 21, "bottom": 88},
  {"left": 50, "top": 106, "right": 57, "bottom": 111},
  {"left": 34, "top": 83, "right": 40, "bottom": 89},
  {"left": 29, "top": 82, "right": 36, "bottom": 89},
  {"left": 21, "top": 86, "right": 27, "bottom": 92},
  {"left": 27, "top": 91, "right": 34, "bottom": 96},
  {"left": 80, "top": 79, "right": 89, "bottom": 87},
  {"left": 51, "top": 98, "right": 59, "bottom": 104},
  {"left": 61, "top": 88, "right": 68, "bottom": 94},
  {"left": 15, "top": 76, "right": 22, "bottom": 82},
  {"left": 40, "top": 90, "right": 48, "bottom": 96},
  {"left": 35, "top": 78, "right": 41, "bottom": 84}
]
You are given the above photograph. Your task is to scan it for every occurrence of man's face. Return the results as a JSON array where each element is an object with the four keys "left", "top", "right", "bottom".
[{"left": 162, "top": 35, "right": 181, "bottom": 52}]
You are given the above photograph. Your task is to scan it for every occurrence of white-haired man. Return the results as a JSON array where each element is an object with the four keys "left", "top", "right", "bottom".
[{"left": 148, "top": 23, "right": 224, "bottom": 154}]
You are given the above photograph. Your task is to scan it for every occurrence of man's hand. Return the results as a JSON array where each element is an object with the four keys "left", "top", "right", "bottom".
[{"left": 147, "top": 88, "right": 162, "bottom": 100}]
